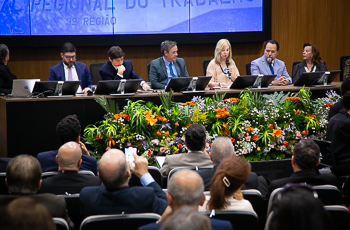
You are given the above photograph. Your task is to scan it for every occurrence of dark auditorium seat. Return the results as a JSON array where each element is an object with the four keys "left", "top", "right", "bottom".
[
  {"left": 57, "top": 194, "right": 81, "bottom": 229},
  {"left": 0, "top": 172, "right": 8, "bottom": 195},
  {"left": 340, "top": 55, "right": 350, "bottom": 81},
  {"left": 129, "top": 166, "right": 162, "bottom": 187},
  {"left": 245, "top": 62, "right": 251, "bottom": 75},
  {"left": 89, "top": 63, "right": 104, "bottom": 85},
  {"left": 202, "top": 59, "right": 211, "bottom": 76},
  {"left": 324, "top": 205, "right": 350, "bottom": 230},
  {"left": 53, "top": 217, "right": 69, "bottom": 230}
]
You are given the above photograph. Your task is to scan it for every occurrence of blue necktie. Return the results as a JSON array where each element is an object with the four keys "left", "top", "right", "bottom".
[
  {"left": 269, "top": 63, "right": 274, "bottom": 74},
  {"left": 169, "top": 63, "right": 177, "bottom": 78}
]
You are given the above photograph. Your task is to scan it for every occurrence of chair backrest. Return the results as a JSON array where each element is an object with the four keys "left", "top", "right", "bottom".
[
  {"left": 53, "top": 217, "right": 69, "bottom": 230},
  {"left": 42, "top": 171, "right": 58, "bottom": 179},
  {"left": 242, "top": 189, "right": 266, "bottom": 229},
  {"left": 324, "top": 205, "right": 350, "bottom": 230},
  {"left": 129, "top": 166, "right": 162, "bottom": 187},
  {"left": 313, "top": 139, "right": 334, "bottom": 168},
  {"left": 167, "top": 166, "right": 214, "bottom": 184},
  {"left": 80, "top": 213, "right": 161, "bottom": 230},
  {"left": 89, "top": 63, "right": 104, "bottom": 85},
  {"left": 147, "top": 64, "right": 150, "bottom": 79},
  {"left": 0, "top": 172, "right": 8, "bottom": 195},
  {"left": 58, "top": 194, "right": 81, "bottom": 229},
  {"left": 202, "top": 210, "right": 260, "bottom": 230},
  {"left": 340, "top": 55, "right": 350, "bottom": 81},
  {"left": 202, "top": 59, "right": 211, "bottom": 76},
  {"left": 245, "top": 62, "right": 251, "bottom": 75},
  {"left": 78, "top": 170, "right": 95, "bottom": 176}
]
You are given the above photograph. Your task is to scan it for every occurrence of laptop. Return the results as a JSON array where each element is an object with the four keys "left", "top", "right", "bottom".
[
  {"left": 294, "top": 70, "right": 340, "bottom": 87},
  {"left": 32, "top": 81, "right": 58, "bottom": 97},
  {"left": 182, "top": 76, "right": 212, "bottom": 94},
  {"left": 9, "top": 79, "right": 40, "bottom": 97},
  {"left": 95, "top": 79, "right": 142, "bottom": 96},
  {"left": 230, "top": 75, "right": 276, "bottom": 89}
]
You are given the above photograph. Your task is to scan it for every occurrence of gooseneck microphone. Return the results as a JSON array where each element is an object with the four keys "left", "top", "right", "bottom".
[{"left": 226, "top": 60, "right": 231, "bottom": 79}]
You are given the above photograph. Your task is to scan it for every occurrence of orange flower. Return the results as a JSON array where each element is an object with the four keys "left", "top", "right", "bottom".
[
  {"left": 256, "top": 147, "right": 261, "bottom": 151},
  {"left": 302, "top": 130, "right": 308, "bottom": 135},
  {"left": 293, "top": 109, "right": 299, "bottom": 115},
  {"left": 156, "top": 130, "right": 161, "bottom": 136},
  {"left": 229, "top": 137, "right": 235, "bottom": 143},
  {"left": 96, "top": 134, "right": 103, "bottom": 140},
  {"left": 123, "top": 114, "right": 130, "bottom": 120},
  {"left": 253, "top": 135, "right": 259, "bottom": 141},
  {"left": 272, "top": 129, "right": 283, "bottom": 137},
  {"left": 246, "top": 127, "right": 254, "bottom": 132},
  {"left": 181, "top": 101, "right": 196, "bottom": 106},
  {"left": 224, "top": 98, "right": 239, "bottom": 103},
  {"left": 155, "top": 114, "right": 168, "bottom": 122},
  {"left": 147, "top": 149, "right": 152, "bottom": 157},
  {"left": 164, "top": 131, "right": 170, "bottom": 137},
  {"left": 175, "top": 122, "right": 179, "bottom": 126},
  {"left": 214, "top": 108, "right": 230, "bottom": 118},
  {"left": 144, "top": 110, "right": 157, "bottom": 126},
  {"left": 324, "top": 103, "right": 333, "bottom": 107},
  {"left": 173, "top": 132, "right": 178, "bottom": 136},
  {"left": 285, "top": 97, "right": 301, "bottom": 101},
  {"left": 186, "top": 124, "right": 191, "bottom": 128},
  {"left": 268, "top": 124, "right": 273, "bottom": 129},
  {"left": 107, "top": 135, "right": 115, "bottom": 147},
  {"left": 283, "top": 141, "right": 288, "bottom": 146},
  {"left": 223, "top": 123, "right": 228, "bottom": 128},
  {"left": 114, "top": 114, "right": 121, "bottom": 120}
]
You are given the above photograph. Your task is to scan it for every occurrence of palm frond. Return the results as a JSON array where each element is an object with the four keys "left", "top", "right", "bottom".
[{"left": 95, "top": 96, "right": 119, "bottom": 114}]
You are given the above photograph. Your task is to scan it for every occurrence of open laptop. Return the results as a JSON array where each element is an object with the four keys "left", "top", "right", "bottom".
[
  {"left": 182, "top": 76, "right": 212, "bottom": 94},
  {"left": 9, "top": 79, "right": 40, "bottom": 97},
  {"left": 230, "top": 75, "right": 276, "bottom": 89},
  {"left": 294, "top": 70, "right": 340, "bottom": 87},
  {"left": 32, "top": 81, "right": 58, "bottom": 97},
  {"left": 95, "top": 79, "right": 142, "bottom": 96}
]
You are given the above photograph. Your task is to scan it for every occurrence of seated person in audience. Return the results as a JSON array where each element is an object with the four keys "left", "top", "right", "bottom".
[
  {"left": 328, "top": 76, "right": 350, "bottom": 120},
  {"left": 80, "top": 149, "right": 167, "bottom": 218},
  {"left": 197, "top": 136, "right": 261, "bottom": 192},
  {"left": 267, "top": 139, "right": 338, "bottom": 198},
  {"left": 38, "top": 142, "right": 101, "bottom": 195},
  {"left": 160, "top": 124, "right": 212, "bottom": 185},
  {"left": 0, "top": 44, "right": 17, "bottom": 95},
  {"left": 267, "top": 184, "right": 332, "bottom": 230},
  {"left": 99, "top": 46, "right": 150, "bottom": 91},
  {"left": 327, "top": 92, "right": 350, "bottom": 176},
  {"left": 48, "top": 42, "right": 93, "bottom": 94},
  {"left": 149, "top": 40, "right": 190, "bottom": 89},
  {"left": 198, "top": 155, "right": 256, "bottom": 215},
  {"left": 206, "top": 39, "right": 240, "bottom": 88},
  {"left": 37, "top": 114, "right": 98, "bottom": 175},
  {"left": 159, "top": 207, "right": 211, "bottom": 230},
  {"left": 0, "top": 155, "right": 73, "bottom": 229},
  {"left": 292, "top": 42, "right": 327, "bottom": 83},
  {"left": 138, "top": 169, "right": 233, "bottom": 230},
  {"left": 0, "top": 197, "right": 56, "bottom": 230},
  {"left": 251, "top": 40, "right": 291, "bottom": 86}
]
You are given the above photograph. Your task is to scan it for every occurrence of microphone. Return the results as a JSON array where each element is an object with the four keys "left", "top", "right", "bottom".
[{"left": 226, "top": 60, "right": 231, "bottom": 79}]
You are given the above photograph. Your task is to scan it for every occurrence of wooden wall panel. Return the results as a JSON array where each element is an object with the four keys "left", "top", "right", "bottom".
[{"left": 6, "top": 0, "right": 350, "bottom": 82}]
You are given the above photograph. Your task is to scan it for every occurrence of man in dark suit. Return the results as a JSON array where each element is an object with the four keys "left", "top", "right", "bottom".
[
  {"left": 80, "top": 149, "right": 167, "bottom": 218},
  {"left": 160, "top": 124, "right": 212, "bottom": 186},
  {"left": 38, "top": 142, "right": 101, "bottom": 195},
  {"left": 138, "top": 169, "right": 233, "bottom": 230},
  {"left": 149, "top": 40, "right": 190, "bottom": 89},
  {"left": 0, "top": 44, "right": 17, "bottom": 95},
  {"left": 0, "top": 155, "right": 74, "bottom": 229},
  {"left": 48, "top": 42, "right": 93, "bottom": 94},
  {"left": 197, "top": 136, "right": 260, "bottom": 191},
  {"left": 37, "top": 114, "right": 98, "bottom": 175},
  {"left": 99, "top": 46, "right": 150, "bottom": 91},
  {"left": 267, "top": 139, "right": 338, "bottom": 198}
]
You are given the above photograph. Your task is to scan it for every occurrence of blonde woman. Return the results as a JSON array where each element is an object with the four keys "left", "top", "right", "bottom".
[{"left": 206, "top": 39, "right": 240, "bottom": 88}]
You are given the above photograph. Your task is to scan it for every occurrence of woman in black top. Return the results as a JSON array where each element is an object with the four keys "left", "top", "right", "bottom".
[{"left": 0, "top": 44, "right": 17, "bottom": 95}]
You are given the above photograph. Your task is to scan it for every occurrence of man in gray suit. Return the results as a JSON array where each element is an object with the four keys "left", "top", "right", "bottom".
[
  {"left": 149, "top": 40, "right": 190, "bottom": 89},
  {"left": 250, "top": 40, "right": 291, "bottom": 86}
]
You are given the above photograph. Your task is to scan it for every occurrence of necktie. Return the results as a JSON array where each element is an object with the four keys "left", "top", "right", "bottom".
[
  {"left": 269, "top": 63, "right": 274, "bottom": 74},
  {"left": 68, "top": 66, "right": 73, "bottom": 81},
  {"left": 169, "top": 63, "right": 177, "bottom": 78}
]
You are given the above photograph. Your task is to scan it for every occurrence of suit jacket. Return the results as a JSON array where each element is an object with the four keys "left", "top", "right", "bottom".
[
  {"left": 267, "top": 170, "right": 338, "bottom": 198},
  {"left": 149, "top": 57, "right": 189, "bottom": 89},
  {"left": 38, "top": 170, "right": 101, "bottom": 195},
  {"left": 160, "top": 151, "right": 213, "bottom": 186},
  {"left": 99, "top": 60, "right": 144, "bottom": 81},
  {"left": 0, "top": 62, "right": 17, "bottom": 95},
  {"left": 292, "top": 61, "right": 327, "bottom": 83},
  {"left": 197, "top": 166, "right": 259, "bottom": 191},
  {"left": 79, "top": 182, "right": 167, "bottom": 218},
  {"left": 48, "top": 61, "right": 93, "bottom": 89},
  {"left": 37, "top": 150, "right": 98, "bottom": 175},
  {"left": 251, "top": 55, "right": 292, "bottom": 83},
  {"left": 138, "top": 218, "right": 233, "bottom": 230}
]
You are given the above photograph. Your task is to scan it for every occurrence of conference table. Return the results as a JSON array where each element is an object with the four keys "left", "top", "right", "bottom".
[{"left": 0, "top": 83, "right": 341, "bottom": 158}]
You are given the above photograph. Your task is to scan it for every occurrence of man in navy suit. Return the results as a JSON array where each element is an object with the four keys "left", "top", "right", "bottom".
[
  {"left": 48, "top": 42, "right": 93, "bottom": 94},
  {"left": 138, "top": 169, "right": 233, "bottom": 230},
  {"left": 251, "top": 40, "right": 291, "bottom": 86},
  {"left": 80, "top": 149, "right": 167, "bottom": 218},
  {"left": 99, "top": 46, "right": 150, "bottom": 91},
  {"left": 149, "top": 40, "right": 190, "bottom": 89}
]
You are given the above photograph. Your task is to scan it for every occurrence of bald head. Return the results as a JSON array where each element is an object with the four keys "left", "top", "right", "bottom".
[
  {"left": 210, "top": 137, "right": 234, "bottom": 166},
  {"left": 56, "top": 141, "right": 82, "bottom": 171},
  {"left": 98, "top": 149, "right": 129, "bottom": 190},
  {"left": 168, "top": 170, "right": 204, "bottom": 207}
]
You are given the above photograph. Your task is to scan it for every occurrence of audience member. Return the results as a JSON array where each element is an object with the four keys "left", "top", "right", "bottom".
[
  {"left": 0, "top": 197, "right": 56, "bottom": 230},
  {"left": 99, "top": 46, "right": 150, "bottom": 91},
  {"left": 149, "top": 40, "right": 189, "bottom": 89},
  {"left": 267, "top": 183, "right": 333, "bottom": 230},
  {"left": 160, "top": 124, "right": 212, "bottom": 185},
  {"left": 206, "top": 39, "right": 240, "bottom": 88},
  {"left": 159, "top": 207, "right": 212, "bottom": 230},
  {"left": 38, "top": 141, "right": 101, "bottom": 195},
  {"left": 328, "top": 76, "right": 350, "bottom": 120},
  {"left": 199, "top": 155, "right": 256, "bottom": 215},
  {"left": 292, "top": 42, "right": 327, "bottom": 83},
  {"left": 37, "top": 114, "right": 98, "bottom": 175},
  {"left": 327, "top": 92, "right": 350, "bottom": 176},
  {"left": 80, "top": 149, "right": 167, "bottom": 218},
  {"left": 0, "top": 44, "right": 17, "bottom": 95},
  {"left": 267, "top": 139, "right": 338, "bottom": 198},
  {"left": 138, "top": 169, "right": 233, "bottom": 230},
  {"left": 251, "top": 40, "right": 291, "bottom": 86},
  {"left": 48, "top": 42, "right": 93, "bottom": 94},
  {"left": 0, "top": 155, "right": 73, "bottom": 229}
]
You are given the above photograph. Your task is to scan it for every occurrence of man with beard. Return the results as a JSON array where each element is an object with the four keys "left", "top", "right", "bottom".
[
  {"left": 48, "top": 42, "right": 93, "bottom": 94},
  {"left": 250, "top": 40, "right": 291, "bottom": 86}
]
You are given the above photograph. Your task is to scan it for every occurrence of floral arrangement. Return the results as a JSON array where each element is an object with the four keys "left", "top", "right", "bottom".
[{"left": 83, "top": 88, "right": 341, "bottom": 164}]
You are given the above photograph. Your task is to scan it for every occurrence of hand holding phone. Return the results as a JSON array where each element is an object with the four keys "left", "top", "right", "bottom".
[{"left": 124, "top": 146, "right": 136, "bottom": 167}]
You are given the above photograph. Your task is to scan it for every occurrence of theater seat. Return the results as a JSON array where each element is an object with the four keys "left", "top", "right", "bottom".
[
  {"left": 89, "top": 63, "right": 104, "bottom": 85},
  {"left": 202, "top": 59, "right": 211, "bottom": 76},
  {"left": 53, "top": 217, "right": 69, "bottom": 230}
]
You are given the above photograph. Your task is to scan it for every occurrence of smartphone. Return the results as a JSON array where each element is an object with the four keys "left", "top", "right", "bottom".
[{"left": 124, "top": 146, "right": 136, "bottom": 165}]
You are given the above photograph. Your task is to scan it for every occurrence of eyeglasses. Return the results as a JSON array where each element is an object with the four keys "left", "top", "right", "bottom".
[
  {"left": 63, "top": 55, "right": 76, "bottom": 60},
  {"left": 276, "top": 183, "right": 318, "bottom": 200}
]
